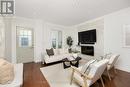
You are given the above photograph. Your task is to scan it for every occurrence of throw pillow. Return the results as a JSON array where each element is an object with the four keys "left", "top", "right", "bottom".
[
  {"left": 0, "top": 58, "right": 14, "bottom": 84},
  {"left": 81, "top": 59, "right": 97, "bottom": 75},
  {"left": 46, "top": 48, "right": 54, "bottom": 56}
]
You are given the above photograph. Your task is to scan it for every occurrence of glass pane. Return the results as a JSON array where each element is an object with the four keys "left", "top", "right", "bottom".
[
  {"left": 28, "top": 36, "right": 32, "bottom": 41},
  {"left": 17, "top": 26, "right": 33, "bottom": 47},
  {"left": 58, "top": 31, "right": 62, "bottom": 48},
  {"left": 51, "top": 30, "right": 62, "bottom": 49},
  {"left": 28, "top": 36, "right": 32, "bottom": 47},
  {"left": 21, "top": 37, "right": 29, "bottom": 47},
  {"left": 52, "top": 39, "right": 56, "bottom": 49}
]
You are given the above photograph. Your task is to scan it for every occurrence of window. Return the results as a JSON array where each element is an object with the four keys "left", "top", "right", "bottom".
[
  {"left": 51, "top": 30, "right": 62, "bottom": 49},
  {"left": 123, "top": 25, "right": 130, "bottom": 47},
  {"left": 17, "top": 28, "right": 32, "bottom": 47}
]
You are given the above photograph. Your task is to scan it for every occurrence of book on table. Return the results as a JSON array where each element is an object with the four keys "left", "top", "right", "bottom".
[{"left": 68, "top": 56, "right": 75, "bottom": 61}]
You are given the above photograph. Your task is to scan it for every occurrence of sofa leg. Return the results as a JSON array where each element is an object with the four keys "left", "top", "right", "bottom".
[{"left": 43, "top": 61, "right": 47, "bottom": 65}]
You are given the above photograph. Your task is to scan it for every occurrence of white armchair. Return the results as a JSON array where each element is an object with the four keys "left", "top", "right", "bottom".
[
  {"left": 106, "top": 54, "right": 120, "bottom": 80},
  {"left": 0, "top": 63, "right": 23, "bottom": 87},
  {"left": 70, "top": 59, "right": 109, "bottom": 87}
]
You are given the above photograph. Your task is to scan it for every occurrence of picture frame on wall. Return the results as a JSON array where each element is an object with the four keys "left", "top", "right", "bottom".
[{"left": 123, "top": 25, "right": 130, "bottom": 47}]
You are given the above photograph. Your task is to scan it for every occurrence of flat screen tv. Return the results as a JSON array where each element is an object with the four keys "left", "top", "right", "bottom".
[{"left": 78, "top": 29, "right": 96, "bottom": 44}]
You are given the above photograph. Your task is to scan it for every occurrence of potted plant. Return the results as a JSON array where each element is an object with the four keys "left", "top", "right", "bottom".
[{"left": 66, "top": 36, "right": 73, "bottom": 53}]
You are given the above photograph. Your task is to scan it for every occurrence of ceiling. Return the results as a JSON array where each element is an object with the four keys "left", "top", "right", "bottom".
[{"left": 15, "top": 0, "right": 130, "bottom": 26}]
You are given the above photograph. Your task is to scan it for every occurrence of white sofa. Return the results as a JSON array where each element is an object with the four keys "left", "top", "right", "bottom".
[
  {"left": 43, "top": 49, "right": 73, "bottom": 64},
  {"left": 0, "top": 63, "right": 23, "bottom": 87}
]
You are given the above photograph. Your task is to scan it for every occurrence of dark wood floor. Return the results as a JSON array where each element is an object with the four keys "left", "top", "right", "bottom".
[{"left": 23, "top": 62, "right": 130, "bottom": 87}]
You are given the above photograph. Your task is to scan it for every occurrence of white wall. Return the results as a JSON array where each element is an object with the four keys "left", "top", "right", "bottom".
[
  {"left": 3, "top": 17, "right": 45, "bottom": 63},
  {"left": 4, "top": 16, "right": 71, "bottom": 63},
  {"left": 75, "top": 18, "right": 104, "bottom": 58},
  {"left": 64, "top": 26, "right": 78, "bottom": 48},
  {"left": 11, "top": 17, "right": 37, "bottom": 63},
  {"left": 3, "top": 7, "right": 130, "bottom": 72},
  {"left": 0, "top": 17, "right": 5, "bottom": 58},
  {"left": 3, "top": 17, "right": 12, "bottom": 62},
  {"left": 72, "top": 7, "right": 130, "bottom": 72},
  {"left": 104, "top": 7, "right": 130, "bottom": 72},
  {"left": 34, "top": 20, "right": 43, "bottom": 62},
  {"left": 42, "top": 22, "right": 71, "bottom": 52}
]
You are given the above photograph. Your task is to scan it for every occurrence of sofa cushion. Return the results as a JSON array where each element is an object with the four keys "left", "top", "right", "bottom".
[
  {"left": 58, "top": 49, "right": 64, "bottom": 54},
  {"left": 64, "top": 49, "right": 69, "bottom": 54},
  {"left": 0, "top": 59, "right": 14, "bottom": 84},
  {"left": 59, "top": 49, "right": 68, "bottom": 54},
  {"left": 45, "top": 53, "right": 73, "bottom": 63},
  {"left": 46, "top": 48, "right": 54, "bottom": 56},
  {"left": 53, "top": 49, "right": 59, "bottom": 55},
  {"left": 59, "top": 53, "right": 73, "bottom": 58},
  {"left": 44, "top": 48, "right": 72, "bottom": 63}
]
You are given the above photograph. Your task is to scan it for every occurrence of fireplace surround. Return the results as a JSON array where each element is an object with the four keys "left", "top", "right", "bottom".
[{"left": 81, "top": 46, "right": 94, "bottom": 56}]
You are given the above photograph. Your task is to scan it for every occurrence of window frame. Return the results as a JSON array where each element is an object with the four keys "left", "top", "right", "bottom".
[
  {"left": 51, "top": 30, "right": 62, "bottom": 49},
  {"left": 16, "top": 26, "right": 33, "bottom": 48}
]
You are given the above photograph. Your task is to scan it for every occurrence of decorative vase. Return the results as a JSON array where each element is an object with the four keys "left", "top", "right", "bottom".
[{"left": 68, "top": 48, "right": 72, "bottom": 53}]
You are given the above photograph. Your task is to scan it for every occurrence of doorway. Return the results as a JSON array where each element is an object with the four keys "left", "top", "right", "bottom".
[{"left": 16, "top": 26, "right": 34, "bottom": 63}]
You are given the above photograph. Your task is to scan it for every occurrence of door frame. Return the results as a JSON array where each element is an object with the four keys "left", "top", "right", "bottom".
[
  {"left": 12, "top": 25, "right": 36, "bottom": 63},
  {"left": 16, "top": 26, "right": 34, "bottom": 63}
]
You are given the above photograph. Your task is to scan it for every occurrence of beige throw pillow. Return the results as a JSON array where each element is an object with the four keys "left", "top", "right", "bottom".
[
  {"left": 81, "top": 59, "right": 97, "bottom": 75},
  {"left": 0, "top": 58, "right": 14, "bottom": 84}
]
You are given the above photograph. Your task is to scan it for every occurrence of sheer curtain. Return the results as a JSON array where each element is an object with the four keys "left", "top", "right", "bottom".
[{"left": 51, "top": 30, "right": 62, "bottom": 49}]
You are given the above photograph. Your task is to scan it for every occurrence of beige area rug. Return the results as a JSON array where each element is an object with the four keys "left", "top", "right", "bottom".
[{"left": 40, "top": 60, "right": 87, "bottom": 87}]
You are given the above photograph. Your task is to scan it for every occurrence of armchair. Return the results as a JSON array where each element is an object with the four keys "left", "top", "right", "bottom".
[
  {"left": 70, "top": 59, "right": 109, "bottom": 87},
  {"left": 106, "top": 54, "right": 120, "bottom": 80}
]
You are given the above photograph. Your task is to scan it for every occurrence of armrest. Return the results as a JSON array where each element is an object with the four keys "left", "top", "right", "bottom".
[
  {"left": 71, "top": 66, "right": 92, "bottom": 80},
  {"left": 44, "top": 54, "right": 50, "bottom": 59}
]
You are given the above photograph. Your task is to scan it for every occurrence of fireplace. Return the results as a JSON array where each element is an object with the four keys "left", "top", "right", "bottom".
[{"left": 81, "top": 46, "right": 94, "bottom": 56}]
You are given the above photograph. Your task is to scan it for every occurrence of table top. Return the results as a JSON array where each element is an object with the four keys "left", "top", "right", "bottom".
[{"left": 62, "top": 56, "right": 82, "bottom": 62}]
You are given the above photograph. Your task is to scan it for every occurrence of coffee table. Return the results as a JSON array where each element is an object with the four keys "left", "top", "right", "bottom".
[{"left": 62, "top": 57, "right": 82, "bottom": 69}]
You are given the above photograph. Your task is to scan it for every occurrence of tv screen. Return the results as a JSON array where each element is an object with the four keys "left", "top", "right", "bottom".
[{"left": 78, "top": 29, "right": 96, "bottom": 44}]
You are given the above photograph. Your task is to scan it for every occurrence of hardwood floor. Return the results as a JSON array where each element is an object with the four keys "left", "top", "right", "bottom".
[
  {"left": 23, "top": 62, "right": 50, "bottom": 87},
  {"left": 23, "top": 62, "right": 130, "bottom": 87}
]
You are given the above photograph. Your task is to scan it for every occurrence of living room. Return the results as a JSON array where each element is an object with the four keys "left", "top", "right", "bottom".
[{"left": 0, "top": 0, "right": 130, "bottom": 87}]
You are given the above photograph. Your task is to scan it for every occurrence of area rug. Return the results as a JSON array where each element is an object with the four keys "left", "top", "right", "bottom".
[{"left": 40, "top": 63, "right": 80, "bottom": 87}]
